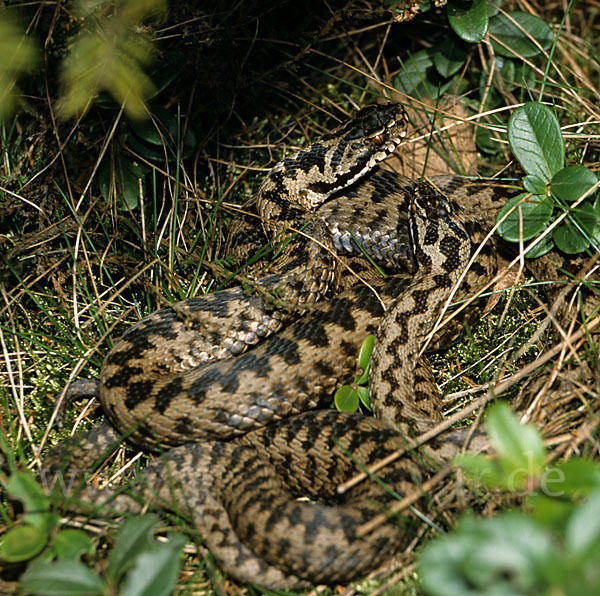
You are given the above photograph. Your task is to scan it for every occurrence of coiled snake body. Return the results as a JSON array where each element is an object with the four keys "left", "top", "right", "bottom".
[{"left": 49, "top": 104, "right": 499, "bottom": 588}]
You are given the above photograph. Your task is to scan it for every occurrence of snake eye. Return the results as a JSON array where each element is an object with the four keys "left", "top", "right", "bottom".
[{"left": 372, "top": 133, "right": 386, "bottom": 146}]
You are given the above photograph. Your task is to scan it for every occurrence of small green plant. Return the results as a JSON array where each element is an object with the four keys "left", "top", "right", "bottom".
[
  {"left": 394, "top": 5, "right": 552, "bottom": 104},
  {"left": 419, "top": 403, "right": 600, "bottom": 595},
  {"left": 334, "top": 334, "right": 374, "bottom": 412},
  {"left": 496, "top": 101, "right": 600, "bottom": 256},
  {"left": 0, "top": 473, "right": 60, "bottom": 564},
  {"left": 0, "top": 471, "right": 185, "bottom": 596}
]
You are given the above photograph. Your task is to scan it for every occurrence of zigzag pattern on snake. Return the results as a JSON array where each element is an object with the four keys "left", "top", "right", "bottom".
[{"left": 48, "top": 103, "right": 520, "bottom": 589}]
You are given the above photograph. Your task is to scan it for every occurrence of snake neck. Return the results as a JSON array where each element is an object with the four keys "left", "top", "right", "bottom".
[{"left": 370, "top": 180, "right": 497, "bottom": 448}]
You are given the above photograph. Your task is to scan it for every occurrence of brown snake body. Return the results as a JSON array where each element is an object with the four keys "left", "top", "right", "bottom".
[{"left": 47, "top": 103, "right": 583, "bottom": 588}]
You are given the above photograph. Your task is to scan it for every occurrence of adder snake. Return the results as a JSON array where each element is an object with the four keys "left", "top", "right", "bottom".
[{"left": 49, "top": 103, "right": 516, "bottom": 589}]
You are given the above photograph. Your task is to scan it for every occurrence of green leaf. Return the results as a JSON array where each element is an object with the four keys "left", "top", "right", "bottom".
[
  {"left": 530, "top": 494, "right": 575, "bottom": 529},
  {"left": 120, "top": 534, "right": 186, "bottom": 596},
  {"left": 523, "top": 174, "right": 547, "bottom": 195},
  {"left": 496, "top": 193, "right": 553, "bottom": 242},
  {"left": 551, "top": 459, "right": 600, "bottom": 496},
  {"left": 394, "top": 49, "right": 446, "bottom": 99},
  {"left": 566, "top": 490, "right": 600, "bottom": 562},
  {"left": 419, "top": 514, "right": 562, "bottom": 594},
  {"left": 486, "top": 402, "right": 546, "bottom": 489},
  {"left": 357, "top": 386, "right": 371, "bottom": 410},
  {"left": 446, "top": 0, "right": 489, "bottom": 43},
  {"left": 551, "top": 166, "right": 598, "bottom": 202},
  {"left": 147, "top": 51, "right": 187, "bottom": 99},
  {"left": 107, "top": 515, "right": 160, "bottom": 583},
  {"left": 334, "top": 385, "right": 359, "bottom": 412},
  {"left": 524, "top": 233, "right": 554, "bottom": 258},
  {"left": 553, "top": 203, "right": 597, "bottom": 254},
  {"left": 20, "top": 559, "right": 106, "bottom": 596},
  {"left": 433, "top": 37, "right": 468, "bottom": 78},
  {"left": 56, "top": 5, "right": 167, "bottom": 119},
  {"left": 531, "top": 460, "right": 600, "bottom": 526},
  {"left": 6, "top": 472, "right": 57, "bottom": 533},
  {"left": 475, "top": 126, "right": 496, "bottom": 154},
  {"left": 0, "top": 525, "right": 48, "bottom": 562},
  {"left": 0, "top": 13, "right": 39, "bottom": 121},
  {"left": 357, "top": 334, "right": 375, "bottom": 376},
  {"left": 462, "top": 515, "right": 562, "bottom": 589},
  {"left": 508, "top": 103, "right": 564, "bottom": 180},
  {"left": 98, "top": 158, "right": 146, "bottom": 211},
  {"left": 55, "top": 529, "right": 95, "bottom": 561},
  {"left": 454, "top": 453, "right": 502, "bottom": 487},
  {"left": 489, "top": 11, "right": 553, "bottom": 58},
  {"left": 128, "top": 106, "right": 197, "bottom": 162}
]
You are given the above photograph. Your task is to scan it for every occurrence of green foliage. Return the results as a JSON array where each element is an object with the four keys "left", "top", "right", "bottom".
[
  {"left": 334, "top": 334, "right": 374, "bottom": 412},
  {"left": 419, "top": 405, "right": 600, "bottom": 595},
  {"left": 496, "top": 102, "right": 600, "bottom": 256},
  {"left": 393, "top": 5, "right": 552, "bottom": 103},
  {"left": 22, "top": 559, "right": 107, "bottom": 596},
  {"left": 0, "top": 470, "right": 184, "bottom": 596},
  {"left": 16, "top": 510, "right": 185, "bottom": 596},
  {"left": 446, "top": 0, "right": 489, "bottom": 43},
  {"left": 56, "top": 0, "right": 167, "bottom": 119},
  {"left": 0, "top": 1, "right": 167, "bottom": 121},
  {"left": 455, "top": 403, "right": 546, "bottom": 492},
  {"left": 0, "top": 10, "right": 38, "bottom": 121},
  {"left": 98, "top": 156, "right": 148, "bottom": 211},
  {"left": 488, "top": 11, "right": 553, "bottom": 58},
  {"left": 97, "top": 105, "right": 197, "bottom": 210},
  {"left": 0, "top": 472, "right": 59, "bottom": 562}
]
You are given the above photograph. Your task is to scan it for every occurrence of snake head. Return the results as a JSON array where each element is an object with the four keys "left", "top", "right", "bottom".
[{"left": 265, "top": 103, "right": 408, "bottom": 210}]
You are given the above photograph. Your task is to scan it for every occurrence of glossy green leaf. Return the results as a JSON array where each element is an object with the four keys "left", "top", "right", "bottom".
[
  {"left": 107, "top": 515, "right": 159, "bottom": 583},
  {"left": 334, "top": 385, "right": 359, "bottom": 412},
  {"left": 523, "top": 174, "right": 547, "bottom": 195},
  {"left": 6, "top": 472, "right": 57, "bottom": 532},
  {"left": 357, "top": 386, "right": 371, "bottom": 410},
  {"left": 433, "top": 37, "right": 468, "bottom": 78},
  {"left": 565, "top": 490, "right": 600, "bottom": 561},
  {"left": 357, "top": 334, "right": 375, "bottom": 375},
  {"left": 55, "top": 529, "right": 95, "bottom": 561},
  {"left": 454, "top": 453, "right": 502, "bottom": 487},
  {"left": 0, "top": 525, "right": 48, "bottom": 562},
  {"left": 128, "top": 106, "right": 197, "bottom": 161},
  {"left": 475, "top": 124, "right": 503, "bottom": 155},
  {"left": 394, "top": 49, "right": 446, "bottom": 99},
  {"left": 486, "top": 402, "right": 546, "bottom": 489},
  {"left": 524, "top": 232, "right": 554, "bottom": 258},
  {"left": 508, "top": 103, "right": 564, "bottom": 180},
  {"left": 496, "top": 193, "right": 553, "bottom": 242},
  {"left": 20, "top": 559, "right": 106, "bottom": 596},
  {"left": 98, "top": 158, "right": 146, "bottom": 211},
  {"left": 553, "top": 203, "right": 597, "bottom": 254},
  {"left": 446, "top": 0, "right": 489, "bottom": 43},
  {"left": 551, "top": 166, "right": 598, "bottom": 202},
  {"left": 419, "top": 513, "right": 562, "bottom": 594},
  {"left": 489, "top": 11, "right": 553, "bottom": 58},
  {"left": 120, "top": 534, "right": 186, "bottom": 596},
  {"left": 552, "top": 459, "right": 600, "bottom": 496}
]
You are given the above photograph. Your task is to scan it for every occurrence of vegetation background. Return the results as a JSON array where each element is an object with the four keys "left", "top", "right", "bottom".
[{"left": 1, "top": 1, "right": 599, "bottom": 594}]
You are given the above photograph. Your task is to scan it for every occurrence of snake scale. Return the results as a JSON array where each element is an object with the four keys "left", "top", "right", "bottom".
[{"left": 48, "top": 103, "right": 509, "bottom": 589}]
